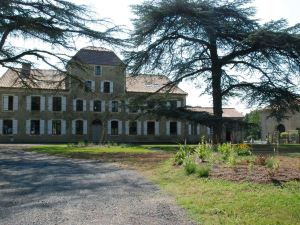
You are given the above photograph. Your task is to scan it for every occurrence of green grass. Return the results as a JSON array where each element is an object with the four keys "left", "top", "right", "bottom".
[
  {"left": 29, "top": 144, "right": 154, "bottom": 155},
  {"left": 146, "top": 159, "right": 300, "bottom": 225}
]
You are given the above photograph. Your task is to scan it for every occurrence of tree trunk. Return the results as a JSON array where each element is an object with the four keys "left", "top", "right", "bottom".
[{"left": 212, "top": 66, "right": 223, "bottom": 144}]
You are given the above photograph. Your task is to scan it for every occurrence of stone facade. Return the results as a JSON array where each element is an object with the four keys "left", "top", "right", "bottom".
[{"left": 0, "top": 47, "right": 244, "bottom": 143}]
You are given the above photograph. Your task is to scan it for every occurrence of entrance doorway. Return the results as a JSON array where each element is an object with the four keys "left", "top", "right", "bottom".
[{"left": 92, "top": 119, "right": 102, "bottom": 144}]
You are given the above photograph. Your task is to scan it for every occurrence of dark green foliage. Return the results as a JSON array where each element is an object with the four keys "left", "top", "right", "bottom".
[
  {"left": 126, "top": 0, "right": 300, "bottom": 143},
  {"left": 244, "top": 110, "right": 261, "bottom": 140}
]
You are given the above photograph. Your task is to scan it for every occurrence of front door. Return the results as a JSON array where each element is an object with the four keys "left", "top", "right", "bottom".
[{"left": 92, "top": 124, "right": 101, "bottom": 144}]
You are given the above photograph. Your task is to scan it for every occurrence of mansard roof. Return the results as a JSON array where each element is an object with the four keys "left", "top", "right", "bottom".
[
  {"left": 72, "top": 47, "right": 124, "bottom": 66},
  {"left": 126, "top": 74, "right": 187, "bottom": 95},
  {"left": 187, "top": 106, "right": 244, "bottom": 118},
  {"left": 0, "top": 68, "right": 67, "bottom": 90}
]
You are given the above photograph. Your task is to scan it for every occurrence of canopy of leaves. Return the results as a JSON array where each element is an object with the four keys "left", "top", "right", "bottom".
[
  {"left": 125, "top": 0, "right": 300, "bottom": 121},
  {"left": 244, "top": 109, "right": 261, "bottom": 140}
]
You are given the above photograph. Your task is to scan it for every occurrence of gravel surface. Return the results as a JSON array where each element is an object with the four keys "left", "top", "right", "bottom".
[{"left": 0, "top": 145, "right": 195, "bottom": 225}]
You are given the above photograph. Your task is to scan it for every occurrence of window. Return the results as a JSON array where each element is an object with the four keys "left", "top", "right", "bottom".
[
  {"left": 52, "top": 120, "right": 61, "bottom": 135},
  {"left": 30, "top": 120, "right": 40, "bottom": 135},
  {"left": 190, "top": 123, "right": 197, "bottom": 135},
  {"left": 3, "top": 96, "right": 14, "bottom": 111},
  {"left": 170, "top": 122, "right": 177, "bottom": 135},
  {"left": 111, "top": 101, "right": 119, "bottom": 112},
  {"left": 169, "top": 100, "right": 177, "bottom": 109},
  {"left": 53, "top": 97, "right": 62, "bottom": 111},
  {"left": 76, "top": 120, "right": 83, "bottom": 135},
  {"left": 31, "top": 96, "right": 41, "bottom": 111},
  {"left": 129, "top": 121, "right": 137, "bottom": 135},
  {"left": 103, "top": 81, "right": 110, "bottom": 93},
  {"left": 95, "top": 65, "right": 102, "bottom": 76},
  {"left": 3, "top": 120, "right": 13, "bottom": 135},
  {"left": 147, "top": 121, "right": 155, "bottom": 135},
  {"left": 94, "top": 100, "right": 102, "bottom": 112},
  {"left": 76, "top": 99, "right": 83, "bottom": 111},
  {"left": 111, "top": 120, "right": 118, "bottom": 135},
  {"left": 84, "top": 81, "right": 92, "bottom": 92}
]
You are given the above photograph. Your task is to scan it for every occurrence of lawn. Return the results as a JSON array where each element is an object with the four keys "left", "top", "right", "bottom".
[{"left": 27, "top": 144, "right": 300, "bottom": 225}]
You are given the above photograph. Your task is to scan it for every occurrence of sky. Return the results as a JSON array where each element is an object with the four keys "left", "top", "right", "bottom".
[{"left": 1, "top": 0, "right": 300, "bottom": 114}]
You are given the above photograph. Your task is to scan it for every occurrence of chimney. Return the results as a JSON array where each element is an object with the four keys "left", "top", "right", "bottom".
[{"left": 21, "top": 63, "right": 31, "bottom": 78}]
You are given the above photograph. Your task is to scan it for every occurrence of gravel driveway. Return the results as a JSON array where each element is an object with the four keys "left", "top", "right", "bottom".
[{"left": 0, "top": 145, "right": 195, "bottom": 225}]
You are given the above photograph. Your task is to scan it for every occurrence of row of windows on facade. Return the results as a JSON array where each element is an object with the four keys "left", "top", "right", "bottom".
[
  {"left": 0, "top": 119, "right": 201, "bottom": 136},
  {"left": 84, "top": 80, "right": 114, "bottom": 93},
  {"left": 2, "top": 95, "right": 182, "bottom": 113}
]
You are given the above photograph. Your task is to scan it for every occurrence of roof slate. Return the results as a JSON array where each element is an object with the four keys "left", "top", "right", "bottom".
[
  {"left": 187, "top": 106, "right": 244, "bottom": 118},
  {"left": 72, "top": 47, "right": 123, "bottom": 66}
]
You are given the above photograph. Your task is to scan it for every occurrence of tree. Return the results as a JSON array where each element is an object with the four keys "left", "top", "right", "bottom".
[
  {"left": 125, "top": 0, "right": 300, "bottom": 143},
  {"left": 244, "top": 110, "right": 261, "bottom": 140},
  {"left": 0, "top": 0, "right": 123, "bottom": 84}
]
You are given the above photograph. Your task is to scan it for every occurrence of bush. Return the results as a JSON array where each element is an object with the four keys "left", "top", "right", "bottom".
[
  {"left": 184, "top": 159, "right": 197, "bottom": 175},
  {"left": 266, "top": 157, "right": 280, "bottom": 176},
  {"left": 218, "top": 143, "right": 232, "bottom": 159},
  {"left": 197, "top": 166, "right": 211, "bottom": 177},
  {"left": 195, "top": 137, "right": 212, "bottom": 161},
  {"left": 174, "top": 144, "right": 195, "bottom": 165},
  {"left": 234, "top": 143, "right": 252, "bottom": 156},
  {"left": 227, "top": 153, "right": 237, "bottom": 169}
]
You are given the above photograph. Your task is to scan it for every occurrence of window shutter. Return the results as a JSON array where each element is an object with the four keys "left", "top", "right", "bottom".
[
  {"left": 13, "top": 96, "right": 18, "bottom": 111},
  {"left": 72, "top": 120, "right": 76, "bottom": 135},
  {"left": 89, "top": 100, "right": 94, "bottom": 111},
  {"left": 101, "top": 101, "right": 105, "bottom": 112},
  {"left": 110, "top": 81, "right": 114, "bottom": 93},
  {"left": 125, "top": 100, "right": 129, "bottom": 113},
  {"left": 155, "top": 121, "right": 160, "bottom": 136},
  {"left": 61, "top": 120, "right": 66, "bottom": 135},
  {"left": 26, "top": 120, "right": 30, "bottom": 134},
  {"left": 48, "top": 96, "right": 53, "bottom": 111},
  {"left": 61, "top": 96, "right": 66, "bottom": 111},
  {"left": 41, "top": 96, "right": 45, "bottom": 111},
  {"left": 83, "top": 120, "right": 87, "bottom": 135},
  {"left": 109, "top": 101, "right": 112, "bottom": 112},
  {"left": 197, "top": 124, "right": 201, "bottom": 135},
  {"left": 83, "top": 100, "right": 86, "bottom": 111},
  {"left": 137, "top": 121, "right": 142, "bottom": 135},
  {"left": 207, "top": 127, "right": 210, "bottom": 135},
  {"left": 73, "top": 99, "right": 76, "bottom": 111},
  {"left": 188, "top": 124, "right": 192, "bottom": 135},
  {"left": 0, "top": 120, "right": 3, "bottom": 134},
  {"left": 40, "top": 120, "right": 45, "bottom": 135},
  {"left": 143, "top": 121, "right": 147, "bottom": 135},
  {"left": 177, "top": 101, "right": 181, "bottom": 108},
  {"left": 177, "top": 121, "right": 182, "bottom": 135},
  {"left": 100, "top": 81, "right": 104, "bottom": 92},
  {"left": 48, "top": 120, "right": 52, "bottom": 135},
  {"left": 107, "top": 120, "right": 111, "bottom": 135},
  {"left": 118, "top": 120, "right": 122, "bottom": 135},
  {"left": 166, "top": 121, "right": 170, "bottom": 135},
  {"left": 3, "top": 95, "right": 8, "bottom": 111},
  {"left": 12, "top": 120, "right": 18, "bottom": 135},
  {"left": 91, "top": 81, "right": 95, "bottom": 92},
  {"left": 125, "top": 121, "right": 129, "bottom": 135},
  {"left": 26, "top": 96, "right": 31, "bottom": 111}
]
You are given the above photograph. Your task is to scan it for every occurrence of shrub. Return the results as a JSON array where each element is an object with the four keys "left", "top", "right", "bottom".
[
  {"left": 174, "top": 144, "right": 195, "bottom": 165},
  {"left": 227, "top": 153, "right": 237, "bottom": 169},
  {"left": 266, "top": 157, "right": 280, "bottom": 176},
  {"left": 218, "top": 143, "right": 232, "bottom": 159},
  {"left": 234, "top": 143, "right": 252, "bottom": 156},
  {"left": 195, "top": 137, "right": 212, "bottom": 161},
  {"left": 184, "top": 159, "right": 197, "bottom": 175},
  {"left": 197, "top": 165, "right": 211, "bottom": 177}
]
